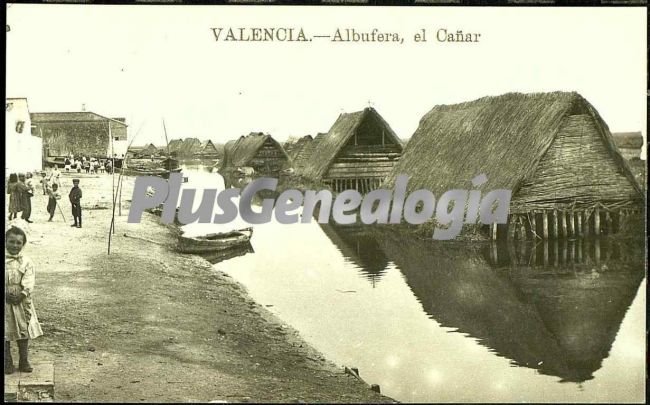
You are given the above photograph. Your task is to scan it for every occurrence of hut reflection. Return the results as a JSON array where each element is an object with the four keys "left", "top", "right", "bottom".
[
  {"left": 371, "top": 228, "right": 645, "bottom": 383},
  {"left": 319, "top": 224, "right": 390, "bottom": 286}
]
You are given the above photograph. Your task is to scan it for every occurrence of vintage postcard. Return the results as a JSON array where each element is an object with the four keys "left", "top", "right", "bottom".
[{"left": 4, "top": 4, "right": 647, "bottom": 403}]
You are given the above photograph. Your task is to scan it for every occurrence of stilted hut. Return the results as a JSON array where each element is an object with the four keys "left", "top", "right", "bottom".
[
  {"left": 385, "top": 92, "right": 644, "bottom": 240},
  {"left": 219, "top": 132, "right": 290, "bottom": 177},
  {"left": 298, "top": 107, "right": 403, "bottom": 194}
]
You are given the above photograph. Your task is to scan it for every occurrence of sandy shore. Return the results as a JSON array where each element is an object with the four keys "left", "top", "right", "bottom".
[{"left": 5, "top": 173, "right": 393, "bottom": 403}]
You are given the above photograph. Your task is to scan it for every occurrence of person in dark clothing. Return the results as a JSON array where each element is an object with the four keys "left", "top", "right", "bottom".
[
  {"left": 18, "top": 174, "right": 33, "bottom": 223},
  {"left": 46, "top": 184, "right": 61, "bottom": 222},
  {"left": 69, "top": 179, "right": 83, "bottom": 228}
]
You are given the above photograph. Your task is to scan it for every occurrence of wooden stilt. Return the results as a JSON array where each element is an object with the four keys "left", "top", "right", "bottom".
[
  {"left": 577, "top": 239, "right": 583, "bottom": 263},
  {"left": 576, "top": 213, "right": 582, "bottom": 238},
  {"left": 519, "top": 215, "right": 527, "bottom": 240},
  {"left": 583, "top": 211, "right": 590, "bottom": 238},
  {"left": 507, "top": 217, "right": 516, "bottom": 241},
  {"left": 561, "top": 239, "right": 568, "bottom": 264},
  {"left": 569, "top": 240, "right": 575, "bottom": 264},
  {"left": 543, "top": 241, "right": 549, "bottom": 266},
  {"left": 568, "top": 211, "right": 574, "bottom": 237},
  {"left": 605, "top": 211, "right": 613, "bottom": 235},
  {"left": 553, "top": 239, "right": 559, "bottom": 267},
  {"left": 560, "top": 211, "right": 567, "bottom": 239},
  {"left": 490, "top": 241, "right": 498, "bottom": 264},
  {"left": 594, "top": 238, "right": 601, "bottom": 265},
  {"left": 531, "top": 241, "right": 537, "bottom": 267},
  {"left": 519, "top": 239, "right": 527, "bottom": 265},
  {"left": 542, "top": 211, "right": 549, "bottom": 239},
  {"left": 530, "top": 210, "right": 537, "bottom": 238},
  {"left": 552, "top": 210, "right": 558, "bottom": 239},
  {"left": 594, "top": 207, "right": 600, "bottom": 236}
]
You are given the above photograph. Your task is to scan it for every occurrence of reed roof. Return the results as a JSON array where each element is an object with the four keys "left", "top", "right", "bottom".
[
  {"left": 385, "top": 92, "right": 643, "bottom": 197},
  {"left": 300, "top": 107, "right": 401, "bottom": 180}
]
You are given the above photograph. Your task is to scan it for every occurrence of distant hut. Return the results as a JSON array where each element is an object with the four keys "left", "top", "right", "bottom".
[
  {"left": 612, "top": 132, "right": 643, "bottom": 160},
  {"left": 385, "top": 92, "right": 644, "bottom": 240},
  {"left": 167, "top": 139, "right": 184, "bottom": 158},
  {"left": 139, "top": 143, "right": 158, "bottom": 158},
  {"left": 292, "top": 133, "right": 325, "bottom": 175},
  {"left": 220, "top": 132, "right": 290, "bottom": 177},
  {"left": 180, "top": 137, "right": 202, "bottom": 158},
  {"left": 298, "top": 107, "right": 403, "bottom": 194},
  {"left": 286, "top": 135, "right": 313, "bottom": 160},
  {"left": 198, "top": 140, "right": 220, "bottom": 159}
]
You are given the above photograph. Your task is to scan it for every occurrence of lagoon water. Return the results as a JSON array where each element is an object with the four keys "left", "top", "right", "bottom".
[{"left": 180, "top": 166, "right": 646, "bottom": 403}]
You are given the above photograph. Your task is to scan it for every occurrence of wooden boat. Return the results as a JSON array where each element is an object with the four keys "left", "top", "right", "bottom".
[
  {"left": 126, "top": 167, "right": 182, "bottom": 177},
  {"left": 177, "top": 227, "right": 253, "bottom": 254}
]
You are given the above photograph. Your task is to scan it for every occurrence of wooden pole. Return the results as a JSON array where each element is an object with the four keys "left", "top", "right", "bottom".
[
  {"left": 530, "top": 210, "right": 537, "bottom": 238},
  {"left": 560, "top": 211, "right": 567, "bottom": 239},
  {"left": 569, "top": 240, "right": 575, "bottom": 264},
  {"left": 605, "top": 211, "right": 613, "bottom": 234},
  {"left": 594, "top": 238, "right": 601, "bottom": 265},
  {"left": 583, "top": 211, "right": 590, "bottom": 238},
  {"left": 576, "top": 212, "right": 582, "bottom": 238},
  {"left": 551, "top": 210, "right": 558, "bottom": 239},
  {"left": 543, "top": 241, "right": 549, "bottom": 266},
  {"left": 594, "top": 207, "right": 600, "bottom": 236},
  {"left": 553, "top": 240, "right": 559, "bottom": 267},
  {"left": 568, "top": 211, "right": 574, "bottom": 237},
  {"left": 519, "top": 215, "right": 526, "bottom": 240},
  {"left": 507, "top": 216, "right": 516, "bottom": 241},
  {"left": 542, "top": 210, "right": 549, "bottom": 239}
]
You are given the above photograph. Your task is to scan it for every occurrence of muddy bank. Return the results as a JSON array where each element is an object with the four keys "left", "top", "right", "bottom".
[{"left": 5, "top": 173, "right": 393, "bottom": 403}]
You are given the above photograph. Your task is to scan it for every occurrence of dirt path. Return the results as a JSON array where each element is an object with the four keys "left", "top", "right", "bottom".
[{"left": 6, "top": 173, "right": 393, "bottom": 403}]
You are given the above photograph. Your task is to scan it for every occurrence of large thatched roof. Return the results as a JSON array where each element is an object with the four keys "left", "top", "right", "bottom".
[
  {"left": 612, "top": 131, "right": 643, "bottom": 149},
  {"left": 221, "top": 132, "right": 288, "bottom": 168},
  {"left": 180, "top": 137, "right": 202, "bottom": 156},
  {"left": 167, "top": 139, "right": 183, "bottom": 153},
  {"left": 385, "top": 92, "right": 643, "bottom": 198},
  {"left": 300, "top": 107, "right": 401, "bottom": 180}
]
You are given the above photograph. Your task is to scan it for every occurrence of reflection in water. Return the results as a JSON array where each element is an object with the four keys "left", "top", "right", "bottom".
[
  {"left": 319, "top": 224, "right": 390, "bottom": 286},
  {"left": 322, "top": 225, "right": 645, "bottom": 384},
  {"left": 197, "top": 242, "right": 255, "bottom": 264},
  {"left": 180, "top": 166, "right": 645, "bottom": 402}
]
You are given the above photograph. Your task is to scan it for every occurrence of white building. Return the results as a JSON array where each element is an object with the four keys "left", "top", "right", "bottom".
[{"left": 6, "top": 98, "right": 42, "bottom": 174}]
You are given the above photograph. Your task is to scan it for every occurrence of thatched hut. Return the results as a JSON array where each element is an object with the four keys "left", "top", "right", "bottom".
[
  {"left": 298, "top": 107, "right": 403, "bottom": 194},
  {"left": 198, "top": 140, "right": 220, "bottom": 159},
  {"left": 286, "top": 135, "right": 313, "bottom": 160},
  {"left": 167, "top": 139, "right": 184, "bottom": 157},
  {"left": 179, "top": 137, "right": 202, "bottom": 158},
  {"left": 612, "top": 131, "right": 643, "bottom": 160},
  {"left": 385, "top": 92, "right": 644, "bottom": 240},
  {"left": 138, "top": 143, "right": 158, "bottom": 158},
  {"left": 219, "top": 132, "right": 290, "bottom": 177}
]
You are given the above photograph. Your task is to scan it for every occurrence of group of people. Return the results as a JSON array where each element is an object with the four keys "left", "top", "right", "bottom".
[
  {"left": 6, "top": 168, "right": 83, "bottom": 228},
  {"left": 63, "top": 156, "right": 113, "bottom": 174}
]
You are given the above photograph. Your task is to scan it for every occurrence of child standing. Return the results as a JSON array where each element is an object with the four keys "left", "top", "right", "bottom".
[
  {"left": 5, "top": 226, "right": 43, "bottom": 374},
  {"left": 69, "top": 179, "right": 83, "bottom": 228},
  {"left": 39, "top": 171, "right": 49, "bottom": 195},
  {"left": 46, "top": 184, "right": 62, "bottom": 222},
  {"left": 6, "top": 173, "right": 22, "bottom": 220}
]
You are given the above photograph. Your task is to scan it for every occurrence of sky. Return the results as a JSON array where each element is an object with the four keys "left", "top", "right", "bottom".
[{"left": 5, "top": 5, "right": 647, "bottom": 157}]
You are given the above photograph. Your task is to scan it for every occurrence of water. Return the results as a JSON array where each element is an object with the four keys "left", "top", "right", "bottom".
[{"left": 180, "top": 166, "right": 646, "bottom": 403}]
